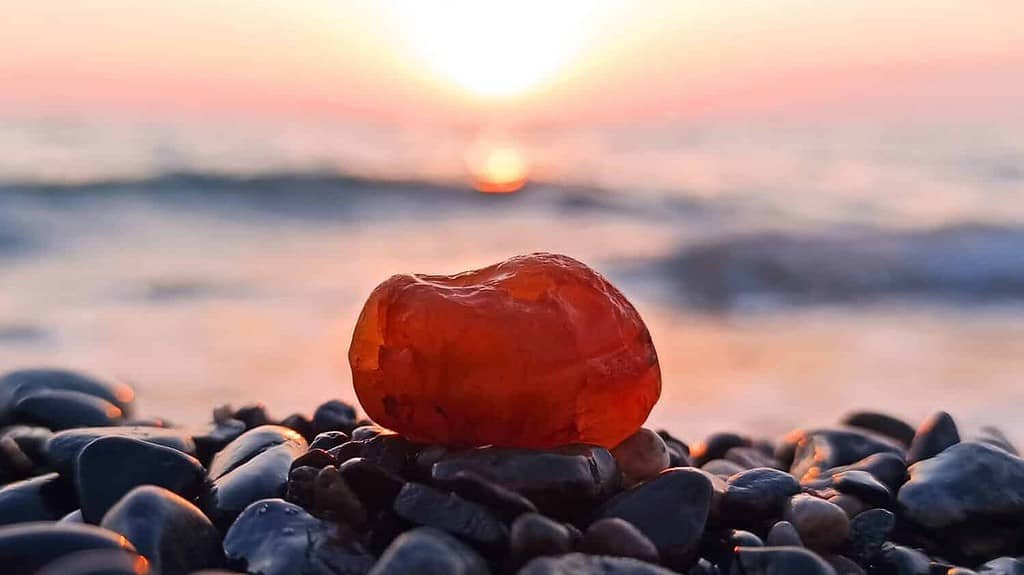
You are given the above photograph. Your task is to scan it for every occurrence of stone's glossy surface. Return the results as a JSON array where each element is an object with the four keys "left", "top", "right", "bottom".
[
  {"left": 312, "top": 465, "right": 367, "bottom": 526},
  {"left": 520, "top": 553, "right": 677, "bottom": 575},
  {"left": 224, "top": 498, "right": 374, "bottom": 575},
  {"left": 36, "top": 549, "right": 151, "bottom": 575},
  {"left": 435, "top": 470, "right": 538, "bottom": 523},
  {"left": 100, "top": 486, "right": 221, "bottom": 575},
  {"left": 874, "top": 544, "right": 931, "bottom": 575},
  {"left": 508, "top": 513, "right": 573, "bottom": 571},
  {"left": 847, "top": 509, "right": 894, "bottom": 565},
  {"left": 597, "top": 468, "right": 713, "bottom": 570},
  {"left": 0, "top": 522, "right": 136, "bottom": 575},
  {"left": 721, "top": 467, "right": 800, "bottom": 528},
  {"left": 841, "top": 411, "right": 916, "bottom": 446},
  {"left": 11, "top": 390, "right": 123, "bottom": 430},
  {"left": 786, "top": 428, "right": 905, "bottom": 481},
  {"left": 76, "top": 436, "right": 206, "bottom": 523},
  {"left": 337, "top": 457, "right": 406, "bottom": 513},
  {"left": 0, "top": 369, "right": 135, "bottom": 424},
  {"left": 0, "top": 471, "right": 77, "bottom": 525},
  {"left": 349, "top": 253, "right": 661, "bottom": 449},
  {"left": 392, "top": 483, "right": 508, "bottom": 549},
  {"left": 612, "top": 428, "right": 670, "bottom": 487},
  {"left": 830, "top": 470, "right": 891, "bottom": 506},
  {"left": 202, "top": 425, "right": 307, "bottom": 528},
  {"left": 46, "top": 427, "right": 197, "bottom": 475},
  {"left": 908, "top": 411, "right": 961, "bottom": 464},
  {"left": 581, "top": 518, "right": 660, "bottom": 564},
  {"left": 691, "top": 433, "right": 751, "bottom": 467},
  {"left": 431, "top": 444, "right": 619, "bottom": 520},
  {"left": 311, "top": 430, "right": 351, "bottom": 451},
  {"left": 369, "top": 527, "right": 490, "bottom": 575},
  {"left": 815, "top": 452, "right": 908, "bottom": 493},
  {"left": 783, "top": 495, "right": 850, "bottom": 552},
  {"left": 977, "top": 557, "right": 1024, "bottom": 575},
  {"left": 191, "top": 418, "right": 246, "bottom": 465},
  {"left": 731, "top": 546, "right": 838, "bottom": 575},
  {"left": 1, "top": 425, "right": 53, "bottom": 478}
]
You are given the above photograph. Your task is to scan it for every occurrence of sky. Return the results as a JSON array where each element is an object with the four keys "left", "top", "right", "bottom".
[{"left": 3, "top": 0, "right": 1024, "bottom": 129}]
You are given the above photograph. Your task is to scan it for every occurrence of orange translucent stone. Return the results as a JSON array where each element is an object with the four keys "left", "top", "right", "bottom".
[{"left": 348, "top": 253, "right": 661, "bottom": 449}]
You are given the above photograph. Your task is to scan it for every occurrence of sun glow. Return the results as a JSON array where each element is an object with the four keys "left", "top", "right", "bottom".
[
  {"left": 388, "top": 1, "right": 607, "bottom": 97},
  {"left": 465, "top": 142, "right": 529, "bottom": 193}
]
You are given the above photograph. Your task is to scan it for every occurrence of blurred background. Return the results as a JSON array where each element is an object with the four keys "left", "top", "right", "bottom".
[{"left": 1, "top": 1, "right": 1022, "bottom": 440}]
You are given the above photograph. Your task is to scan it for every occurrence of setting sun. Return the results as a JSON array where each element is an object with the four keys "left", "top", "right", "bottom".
[
  {"left": 388, "top": 0, "right": 609, "bottom": 97},
  {"left": 465, "top": 142, "right": 529, "bottom": 193}
]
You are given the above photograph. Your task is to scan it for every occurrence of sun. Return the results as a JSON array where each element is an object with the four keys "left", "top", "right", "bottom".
[{"left": 388, "top": 1, "right": 603, "bottom": 97}]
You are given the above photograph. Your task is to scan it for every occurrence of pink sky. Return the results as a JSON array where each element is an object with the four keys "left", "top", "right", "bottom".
[{"left": 2, "top": 1, "right": 1023, "bottom": 128}]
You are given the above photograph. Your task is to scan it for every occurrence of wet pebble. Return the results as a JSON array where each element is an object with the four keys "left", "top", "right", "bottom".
[
  {"left": 786, "top": 428, "right": 904, "bottom": 481},
  {"left": 100, "top": 485, "right": 221, "bottom": 575},
  {"left": 432, "top": 444, "right": 619, "bottom": 520},
  {"left": 310, "top": 430, "right": 350, "bottom": 451},
  {"left": 725, "top": 446, "right": 780, "bottom": 470},
  {"left": 312, "top": 465, "right": 367, "bottom": 526},
  {"left": 692, "top": 432, "right": 751, "bottom": 467},
  {"left": 0, "top": 522, "right": 136, "bottom": 575},
  {"left": 0, "top": 369, "right": 134, "bottom": 424},
  {"left": 36, "top": 549, "right": 151, "bottom": 575},
  {"left": 977, "top": 557, "right": 1024, "bottom": 574},
  {"left": 908, "top": 412, "right": 960, "bottom": 464},
  {"left": 313, "top": 400, "right": 358, "bottom": 435},
  {"left": 0, "top": 471, "right": 77, "bottom": 525},
  {"left": 11, "top": 390, "right": 122, "bottom": 430},
  {"left": 76, "top": 436, "right": 206, "bottom": 523},
  {"left": 434, "top": 469, "right": 537, "bottom": 523},
  {"left": 831, "top": 469, "right": 891, "bottom": 506},
  {"left": 520, "top": 552, "right": 677, "bottom": 575},
  {"left": 874, "top": 543, "right": 931, "bottom": 575},
  {"left": 783, "top": 494, "right": 850, "bottom": 551},
  {"left": 702, "top": 458, "right": 746, "bottom": 476},
  {"left": 730, "top": 546, "right": 838, "bottom": 575},
  {"left": 191, "top": 418, "right": 246, "bottom": 465},
  {"left": 392, "top": 482, "right": 508, "bottom": 550},
  {"left": 338, "top": 457, "right": 406, "bottom": 513},
  {"left": 508, "top": 512, "right": 573, "bottom": 571},
  {"left": 202, "top": 425, "right": 307, "bottom": 528},
  {"left": 611, "top": 428, "right": 670, "bottom": 487},
  {"left": 841, "top": 411, "right": 916, "bottom": 446},
  {"left": 46, "top": 426, "right": 197, "bottom": 475},
  {"left": 847, "top": 508, "right": 894, "bottom": 565},
  {"left": 766, "top": 520, "right": 803, "bottom": 547},
  {"left": 656, "top": 430, "right": 690, "bottom": 467},
  {"left": 369, "top": 527, "right": 490, "bottom": 575},
  {"left": 597, "top": 467, "right": 713, "bottom": 570},
  {"left": 581, "top": 517, "right": 659, "bottom": 564},
  {"left": 224, "top": 498, "right": 374, "bottom": 575},
  {"left": 721, "top": 467, "right": 800, "bottom": 528},
  {"left": 231, "top": 403, "right": 271, "bottom": 429},
  {"left": 279, "top": 412, "right": 314, "bottom": 441}
]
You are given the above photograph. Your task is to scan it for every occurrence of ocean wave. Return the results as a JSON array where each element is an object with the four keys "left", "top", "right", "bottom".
[{"left": 654, "top": 224, "right": 1024, "bottom": 309}]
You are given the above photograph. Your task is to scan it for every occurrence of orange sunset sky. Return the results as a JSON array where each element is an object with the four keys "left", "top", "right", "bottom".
[{"left": 3, "top": 0, "right": 1024, "bottom": 129}]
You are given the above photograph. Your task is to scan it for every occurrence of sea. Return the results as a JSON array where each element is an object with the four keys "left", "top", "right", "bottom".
[{"left": 1, "top": 115, "right": 1022, "bottom": 444}]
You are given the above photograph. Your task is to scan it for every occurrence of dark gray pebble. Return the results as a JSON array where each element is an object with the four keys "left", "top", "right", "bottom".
[
  {"left": 0, "top": 471, "right": 77, "bottom": 525},
  {"left": 369, "top": 527, "right": 490, "bottom": 575},
  {"left": 435, "top": 469, "right": 537, "bottom": 523},
  {"left": 338, "top": 456, "right": 406, "bottom": 513},
  {"left": 730, "top": 546, "right": 838, "bottom": 575},
  {"left": 508, "top": 512, "right": 573, "bottom": 571},
  {"left": 783, "top": 494, "right": 850, "bottom": 551},
  {"left": 37, "top": 549, "right": 151, "bottom": 575},
  {"left": 520, "top": 552, "right": 677, "bottom": 575},
  {"left": 11, "top": 390, "right": 122, "bottom": 430},
  {"left": 831, "top": 469, "right": 891, "bottom": 506},
  {"left": 692, "top": 432, "right": 751, "bottom": 467},
  {"left": 313, "top": 400, "right": 358, "bottom": 435},
  {"left": 721, "top": 467, "right": 800, "bottom": 528},
  {"left": 908, "top": 412, "right": 960, "bottom": 464},
  {"left": 224, "top": 498, "right": 374, "bottom": 575},
  {"left": 0, "top": 521, "right": 136, "bottom": 575},
  {"left": 787, "top": 428, "right": 904, "bottom": 481},
  {"left": 766, "top": 520, "right": 803, "bottom": 547},
  {"left": 597, "top": 467, "right": 712, "bottom": 570},
  {"left": 100, "top": 485, "right": 221, "bottom": 575},
  {"left": 847, "top": 508, "right": 894, "bottom": 565},
  {"left": 0, "top": 369, "right": 134, "bottom": 424},
  {"left": 310, "top": 430, "right": 350, "bottom": 451},
  {"left": 581, "top": 517, "right": 659, "bottom": 563},
  {"left": 841, "top": 411, "right": 916, "bottom": 446},
  {"left": 46, "top": 426, "right": 197, "bottom": 476},
  {"left": 76, "top": 436, "right": 205, "bottom": 523},
  {"left": 874, "top": 543, "right": 931, "bottom": 575},
  {"left": 392, "top": 482, "right": 508, "bottom": 549},
  {"left": 312, "top": 465, "right": 367, "bottom": 526}
]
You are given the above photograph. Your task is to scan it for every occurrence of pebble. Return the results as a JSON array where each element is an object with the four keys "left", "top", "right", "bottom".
[
  {"left": 202, "top": 425, "right": 307, "bottom": 528},
  {"left": 787, "top": 428, "right": 905, "bottom": 481},
  {"left": 691, "top": 432, "right": 751, "bottom": 467},
  {"left": 597, "top": 467, "right": 713, "bottom": 570},
  {"left": 191, "top": 418, "right": 246, "bottom": 464},
  {"left": 310, "top": 430, "right": 351, "bottom": 451},
  {"left": 977, "top": 557, "right": 1024, "bottom": 575},
  {"left": 731, "top": 546, "right": 838, "bottom": 575},
  {"left": 828, "top": 494, "right": 867, "bottom": 518},
  {"left": 874, "top": 543, "right": 931, "bottom": 575},
  {"left": 827, "top": 553, "right": 867, "bottom": 574},
  {"left": 725, "top": 446, "right": 780, "bottom": 470},
  {"left": 908, "top": 411, "right": 961, "bottom": 464},
  {"left": 45, "top": 426, "right": 197, "bottom": 475},
  {"left": 11, "top": 390, "right": 122, "bottom": 430},
  {"left": 231, "top": 403, "right": 272, "bottom": 429},
  {"left": 520, "top": 552, "right": 677, "bottom": 575},
  {"left": 782, "top": 494, "right": 850, "bottom": 551},
  {"left": 312, "top": 465, "right": 368, "bottom": 526},
  {"left": 76, "top": 436, "right": 206, "bottom": 523},
  {"left": 36, "top": 549, "right": 151, "bottom": 575},
  {"left": 434, "top": 469, "right": 538, "bottom": 523},
  {"left": 841, "top": 411, "right": 917, "bottom": 446},
  {"left": 611, "top": 428, "right": 670, "bottom": 487},
  {"left": 279, "top": 412, "right": 314, "bottom": 441},
  {"left": 313, "top": 399, "right": 359, "bottom": 435},
  {"left": 765, "top": 520, "right": 803, "bottom": 547},
  {"left": 508, "top": 512, "right": 573, "bottom": 570},
  {"left": 432, "top": 444, "right": 619, "bottom": 520},
  {"left": 581, "top": 517, "right": 660, "bottom": 563},
  {"left": 702, "top": 459, "right": 746, "bottom": 476},
  {"left": 972, "top": 426, "right": 1018, "bottom": 456},
  {"left": 351, "top": 424, "right": 385, "bottom": 442},
  {"left": 656, "top": 430, "right": 690, "bottom": 467},
  {"left": 0, "top": 522, "right": 136, "bottom": 575},
  {"left": 223, "top": 498, "right": 374, "bottom": 575},
  {"left": 830, "top": 469, "right": 891, "bottom": 506},
  {"left": 369, "top": 527, "right": 490, "bottom": 575},
  {"left": 392, "top": 482, "right": 508, "bottom": 550},
  {"left": 721, "top": 467, "right": 800, "bottom": 528},
  {"left": 0, "top": 471, "right": 77, "bottom": 525},
  {"left": 847, "top": 508, "right": 895, "bottom": 564},
  {"left": 0, "top": 369, "right": 134, "bottom": 424},
  {"left": 819, "top": 451, "right": 908, "bottom": 493},
  {"left": 337, "top": 457, "right": 406, "bottom": 513},
  {"left": 1, "top": 425, "right": 52, "bottom": 479},
  {"left": 100, "top": 485, "right": 222, "bottom": 575}
]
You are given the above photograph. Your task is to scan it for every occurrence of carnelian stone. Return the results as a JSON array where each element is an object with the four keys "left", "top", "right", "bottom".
[{"left": 348, "top": 253, "right": 661, "bottom": 449}]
